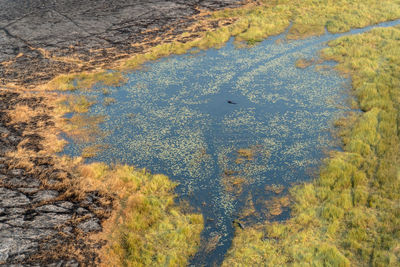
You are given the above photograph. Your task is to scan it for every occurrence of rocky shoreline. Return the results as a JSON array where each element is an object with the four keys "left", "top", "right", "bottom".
[{"left": 0, "top": 0, "right": 244, "bottom": 265}]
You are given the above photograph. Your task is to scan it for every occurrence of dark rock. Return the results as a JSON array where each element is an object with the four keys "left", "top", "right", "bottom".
[
  {"left": 56, "top": 201, "right": 74, "bottom": 210},
  {"left": 78, "top": 218, "right": 101, "bottom": 233},
  {"left": 0, "top": 238, "right": 38, "bottom": 262},
  {"left": 18, "top": 187, "right": 39, "bottom": 194},
  {"left": 0, "top": 126, "right": 10, "bottom": 135},
  {"left": 0, "top": 188, "right": 30, "bottom": 207},
  {"left": 10, "top": 169, "right": 23, "bottom": 176},
  {"left": 76, "top": 207, "right": 88, "bottom": 215},
  {"left": 36, "top": 204, "right": 69, "bottom": 213},
  {"left": 28, "top": 213, "right": 71, "bottom": 229},
  {"left": 32, "top": 190, "right": 59, "bottom": 203},
  {"left": 65, "top": 259, "right": 79, "bottom": 267},
  {"left": 7, "top": 177, "right": 41, "bottom": 188}
]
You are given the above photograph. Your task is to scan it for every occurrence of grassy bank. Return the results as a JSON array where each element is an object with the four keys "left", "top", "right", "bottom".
[
  {"left": 79, "top": 163, "right": 203, "bottom": 266},
  {"left": 222, "top": 25, "right": 400, "bottom": 266}
]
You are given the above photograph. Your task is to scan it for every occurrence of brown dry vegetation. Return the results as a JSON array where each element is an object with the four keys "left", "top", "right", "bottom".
[{"left": 295, "top": 58, "right": 315, "bottom": 69}]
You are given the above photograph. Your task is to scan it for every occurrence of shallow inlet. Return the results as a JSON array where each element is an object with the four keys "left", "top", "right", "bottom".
[{"left": 62, "top": 20, "right": 400, "bottom": 266}]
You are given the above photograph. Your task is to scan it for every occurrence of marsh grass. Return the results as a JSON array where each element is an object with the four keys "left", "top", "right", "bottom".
[
  {"left": 45, "top": 71, "right": 126, "bottom": 91},
  {"left": 62, "top": 114, "right": 106, "bottom": 143},
  {"left": 235, "top": 147, "right": 257, "bottom": 164},
  {"left": 81, "top": 144, "right": 108, "bottom": 158},
  {"left": 57, "top": 95, "right": 95, "bottom": 113},
  {"left": 221, "top": 175, "right": 246, "bottom": 195},
  {"left": 79, "top": 163, "right": 203, "bottom": 267},
  {"left": 240, "top": 193, "right": 256, "bottom": 219},
  {"left": 265, "top": 196, "right": 290, "bottom": 216},
  {"left": 265, "top": 184, "right": 285, "bottom": 194},
  {"left": 223, "top": 26, "right": 400, "bottom": 267},
  {"left": 295, "top": 58, "right": 314, "bottom": 69}
]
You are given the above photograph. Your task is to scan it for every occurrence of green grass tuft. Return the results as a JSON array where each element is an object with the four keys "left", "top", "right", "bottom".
[{"left": 80, "top": 163, "right": 204, "bottom": 267}]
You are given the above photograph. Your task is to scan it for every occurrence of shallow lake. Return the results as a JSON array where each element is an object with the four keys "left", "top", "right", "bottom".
[{"left": 62, "top": 20, "right": 400, "bottom": 266}]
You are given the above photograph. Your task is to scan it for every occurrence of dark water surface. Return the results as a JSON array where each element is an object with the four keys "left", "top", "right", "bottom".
[{"left": 62, "top": 20, "right": 400, "bottom": 266}]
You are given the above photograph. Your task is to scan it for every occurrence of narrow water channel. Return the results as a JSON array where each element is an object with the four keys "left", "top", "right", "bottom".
[{"left": 62, "top": 20, "right": 400, "bottom": 266}]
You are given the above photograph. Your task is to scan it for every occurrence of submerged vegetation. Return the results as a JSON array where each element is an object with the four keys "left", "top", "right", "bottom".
[
  {"left": 79, "top": 163, "right": 203, "bottom": 266},
  {"left": 295, "top": 58, "right": 315, "bottom": 69},
  {"left": 223, "top": 26, "right": 400, "bottom": 266},
  {"left": 45, "top": 71, "right": 126, "bottom": 91}
]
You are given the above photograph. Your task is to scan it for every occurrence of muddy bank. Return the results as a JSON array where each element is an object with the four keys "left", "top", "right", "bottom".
[
  {"left": 0, "top": 0, "right": 245, "bottom": 265},
  {"left": 0, "top": 0, "right": 243, "bottom": 87}
]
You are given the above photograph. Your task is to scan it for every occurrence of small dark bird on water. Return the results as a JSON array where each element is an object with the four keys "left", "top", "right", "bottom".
[
  {"left": 227, "top": 100, "right": 237, "bottom": 105},
  {"left": 232, "top": 219, "right": 245, "bottom": 229}
]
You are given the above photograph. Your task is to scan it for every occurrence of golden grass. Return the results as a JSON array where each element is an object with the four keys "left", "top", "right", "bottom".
[
  {"left": 240, "top": 193, "right": 256, "bottom": 218},
  {"left": 9, "top": 104, "right": 36, "bottom": 123},
  {"left": 81, "top": 144, "right": 108, "bottom": 158},
  {"left": 235, "top": 147, "right": 257, "bottom": 164},
  {"left": 222, "top": 175, "right": 246, "bottom": 195},
  {"left": 79, "top": 163, "right": 204, "bottom": 267},
  {"left": 45, "top": 71, "right": 126, "bottom": 91},
  {"left": 295, "top": 58, "right": 314, "bottom": 69},
  {"left": 265, "top": 184, "right": 285, "bottom": 194},
  {"left": 56, "top": 95, "right": 95, "bottom": 113},
  {"left": 222, "top": 26, "right": 400, "bottom": 267},
  {"left": 107, "top": 0, "right": 400, "bottom": 78},
  {"left": 62, "top": 114, "right": 105, "bottom": 143},
  {"left": 265, "top": 196, "right": 290, "bottom": 216}
]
